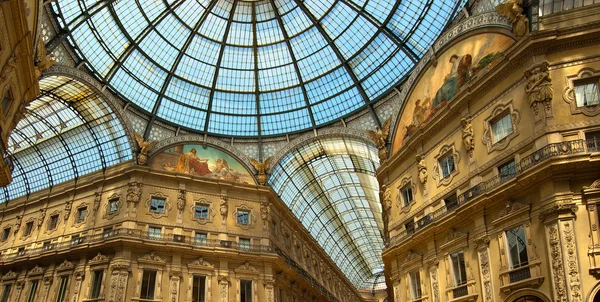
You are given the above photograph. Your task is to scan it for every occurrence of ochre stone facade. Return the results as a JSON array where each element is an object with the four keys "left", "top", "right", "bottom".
[
  {"left": 0, "top": 165, "right": 363, "bottom": 302},
  {"left": 379, "top": 4, "right": 600, "bottom": 302}
]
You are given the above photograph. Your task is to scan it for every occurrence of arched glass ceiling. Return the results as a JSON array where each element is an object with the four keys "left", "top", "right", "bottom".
[
  {"left": 270, "top": 137, "right": 383, "bottom": 288},
  {"left": 0, "top": 76, "right": 132, "bottom": 202},
  {"left": 52, "top": 0, "right": 465, "bottom": 137}
]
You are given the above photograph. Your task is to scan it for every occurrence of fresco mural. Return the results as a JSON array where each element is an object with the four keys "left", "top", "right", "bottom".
[
  {"left": 149, "top": 144, "right": 255, "bottom": 184},
  {"left": 392, "top": 33, "right": 514, "bottom": 153}
]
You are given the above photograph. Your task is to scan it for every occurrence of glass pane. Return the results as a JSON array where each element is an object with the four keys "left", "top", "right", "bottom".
[
  {"left": 506, "top": 226, "right": 528, "bottom": 268},
  {"left": 575, "top": 82, "right": 600, "bottom": 107}
]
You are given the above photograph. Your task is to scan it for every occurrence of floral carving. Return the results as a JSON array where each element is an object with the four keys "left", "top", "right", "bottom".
[
  {"left": 563, "top": 222, "right": 582, "bottom": 302},
  {"left": 478, "top": 248, "right": 493, "bottom": 302},
  {"left": 548, "top": 224, "right": 567, "bottom": 302},
  {"left": 429, "top": 263, "right": 440, "bottom": 302}
]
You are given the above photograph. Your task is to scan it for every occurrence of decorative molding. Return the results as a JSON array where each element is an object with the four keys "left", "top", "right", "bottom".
[
  {"left": 547, "top": 223, "right": 567, "bottom": 302},
  {"left": 56, "top": 259, "right": 74, "bottom": 272},
  {"left": 563, "top": 68, "right": 600, "bottom": 116},
  {"left": 478, "top": 248, "right": 493, "bottom": 302},
  {"left": 190, "top": 198, "right": 215, "bottom": 225},
  {"left": 103, "top": 193, "right": 122, "bottom": 220},
  {"left": 440, "top": 229, "right": 468, "bottom": 252},
  {"left": 2, "top": 270, "right": 17, "bottom": 280},
  {"left": 402, "top": 251, "right": 423, "bottom": 268},
  {"left": 144, "top": 192, "right": 171, "bottom": 219},
  {"left": 90, "top": 252, "right": 110, "bottom": 266},
  {"left": 188, "top": 257, "right": 215, "bottom": 270},
  {"left": 28, "top": 265, "right": 44, "bottom": 276},
  {"left": 44, "top": 210, "right": 61, "bottom": 235},
  {"left": 432, "top": 143, "right": 460, "bottom": 187},
  {"left": 72, "top": 202, "right": 89, "bottom": 228},
  {"left": 234, "top": 262, "right": 260, "bottom": 275},
  {"left": 491, "top": 201, "right": 529, "bottom": 228},
  {"left": 429, "top": 262, "right": 440, "bottom": 302},
  {"left": 482, "top": 101, "right": 521, "bottom": 153},
  {"left": 138, "top": 252, "right": 166, "bottom": 265},
  {"left": 562, "top": 221, "right": 583, "bottom": 302},
  {"left": 126, "top": 182, "right": 142, "bottom": 206},
  {"left": 233, "top": 204, "right": 256, "bottom": 230},
  {"left": 397, "top": 177, "right": 416, "bottom": 213}
]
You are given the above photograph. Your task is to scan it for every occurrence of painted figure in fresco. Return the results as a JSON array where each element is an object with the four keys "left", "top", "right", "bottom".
[
  {"left": 432, "top": 54, "right": 472, "bottom": 109},
  {"left": 176, "top": 148, "right": 211, "bottom": 175}
]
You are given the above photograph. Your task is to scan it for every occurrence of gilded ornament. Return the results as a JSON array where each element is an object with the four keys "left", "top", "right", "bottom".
[
  {"left": 367, "top": 117, "right": 392, "bottom": 162},
  {"left": 249, "top": 156, "right": 273, "bottom": 186},
  {"left": 496, "top": 0, "right": 529, "bottom": 38},
  {"left": 134, "top": 133, "right": 157, "bottom": 166},
  {"left": 34, "top": 38, "right": 57, "bottom": 79}
]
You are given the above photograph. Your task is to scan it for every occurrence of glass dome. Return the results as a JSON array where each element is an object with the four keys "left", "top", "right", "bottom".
[{"left": 52, "top": 0, "right": 465, "bottom": 137}]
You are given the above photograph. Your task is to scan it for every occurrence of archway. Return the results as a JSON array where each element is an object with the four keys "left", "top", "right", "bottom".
[{"left": 503, "top": 289, "right": 552, "bottom": 302}]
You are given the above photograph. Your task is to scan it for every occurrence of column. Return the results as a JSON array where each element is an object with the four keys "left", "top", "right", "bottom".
[{"left": 108, "top": 263, "right": 130, "bottom": 302}]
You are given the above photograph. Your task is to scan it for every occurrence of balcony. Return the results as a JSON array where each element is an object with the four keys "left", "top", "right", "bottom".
[
  {"left": 0, "top": 228, "right": 274, "bottom": 263},
  {"left": 387, "top": 139, "right": 593, "bottom": 249},
  {"left": 509, "top": 267, "right": 531, "bottom": 283}
]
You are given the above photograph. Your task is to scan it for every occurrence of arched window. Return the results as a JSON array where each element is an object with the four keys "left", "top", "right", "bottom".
[{"left": 513, "top": 295, "right": 544, "bottom": 302}]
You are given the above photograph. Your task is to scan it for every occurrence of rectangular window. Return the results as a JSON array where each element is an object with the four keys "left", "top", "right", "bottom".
[
  {"left": 586, "top": 131, "right": 600, "bottom": 152},
  {"left": 71, "top": 235, "right": 82, "bottom": 245},
  {"left": 27, "top": 280, "right": 38, "bottom": 302},
  {"left": 450, "top": 252, "right": 467, "bottom": 286},
  {"left": 444, "top": 194, "right": 459, "bottom": 212},
  {"left": 439, "top": 154, "right": 455, "bottom": 178},
  {"left": 239, "top": 238, "right": 250, "bottom": 251},
  {"left": 1, "top": 284, "right": 11, "bottom": 302},
  {"left": 499, "top": 160, "right": 517, "bottom": 182},
  {"left": 405, "top": 222, "right": 415, "bottom": 235},
  {"left": 506, "top": 226, "right": 529, "bottom": 269},
  {"left": 195, "top": 204, "right": 209, "bottom": 219},
  {"left": 24, "top": 221, "right": 33, "bottom": 236},
  {"left": 237, "top": 210, "right": 250, "bottom": 225},
  {"left": 56, "top": 276, "right": 69, "bottom": 302},
  {"left": 90, "top": 270, "right": 103, "bottom": 299},
  {"left": 2, "top": 228, "right": 9, "bottom": 241},
  {"left": 148, "top": 227, "right": 161, "bottom": 240},
  {"left": 492, "top": 113, "right": 513, "bottom": 143},
  {"left": 240, "top": 280, "right": 252, "bottom": 302},
  {"left": 49, "top": 215, "right": 59, "bottom": 230},
  {"left": 192, "top": 275, "right": 206, "bottom": 302},
  {"left": 575, "top": 81, "right": 600, "bottom": 107},
  {"left": 140, "top": 270, "right": 157, "bottom": 300},
  {"left": 195, "top": 233, "right": 207, "bottom": 245},
  {"left": 17, "top": 247, "right": 25, "bottom": 256},
  {"left": 77, "top": 207, "right": 87, "bottom": 223},
  {"left": 271, "top": 221, "right": 278, "bottom": 236},
  {"left": 401, "top": 185, "right": 413, "bottom": 207},
  {"left": 109, "top": 199, "right": 119, "bottom": 214},
  {"left": 150, "top": 197, "right": 165, "bottom": 213},
  {"left": 43, "top": 241, "right": 52, "bottom": 251},
  {"left": 408, "top": 271, "right": 421, "bottom": 299},
  {"left": 1, "top": 90, "right": 12, "bottom": 115}
]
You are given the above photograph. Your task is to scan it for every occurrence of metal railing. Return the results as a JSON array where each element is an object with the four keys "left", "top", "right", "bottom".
[
  {"left": 509, "top": 267, "right": 531, "bottom": 283},
  {"left": 387, "top": 139, "right": 594, "bottom": 248},
  {"left": 0, "top": 228, "right": 273, "bottom": 262},
  {"left": 453, "top": 285, "right": 468, "bottom": 298}
]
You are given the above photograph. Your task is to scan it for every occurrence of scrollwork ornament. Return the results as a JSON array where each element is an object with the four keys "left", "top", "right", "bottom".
[
  {"left": 563, "top": 222, "right": 582, "bottom": 302},
  {"left": 548, "top": 224, "right": 567, "bottom": 302}
]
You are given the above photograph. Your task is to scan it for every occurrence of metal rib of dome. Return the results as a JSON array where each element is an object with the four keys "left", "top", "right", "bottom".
[{"left": 52, "top": 0, "right": 465, "bottom": 137}]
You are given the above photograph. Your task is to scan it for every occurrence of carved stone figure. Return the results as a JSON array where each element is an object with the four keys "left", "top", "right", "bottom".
[
  {"left": 0, "top": 55, "right": 17, "bottom": 85},
  {"left": 134, "top": 133, "right": 157, "bottom": 166},
  {"left": 461, "top": 117, "right": 474, "bottom": 155},
  {"left": 496, "top": 0, "right": 529, "bottom": 38},
  {"left": 416, "top": 154, "right": 428, "bottom": 186},
  {"left": 260, "top": 201, "right": 270, "bottom": 230},
  {"left": 126, "top": 182, "right": 142, "bottom": 205},
  {"left": 177, "top": 189, "right": 186, "bottom": 212},
  {"left": 14, "top": 215, "right": 22, "bottom": 234},
  {"left": 249, "top": 156, "right": 273, "bottom": 185},
  {"left": 380, "top": 184, "right": 392, "bottom": 243},
  {"left": 219, "top": 196, "right": 228, "bottom": 223},
  {"left": 37, "top": 209, "right": 46, "bottom": 229},
  {"left": 34, "top": 39, "right": 57, "bottom": 79},
  {"left": 367, "top": 117, "right": 392, "bottom": 162},
  {"left": 93, "top": 192, "right": 101, "bottom": 213},
  {"left": 525, "top": 61, "right": 553, "bottom": 115},
  {"left": 64, "top": 200, "right": 72, "bottom": 221}
]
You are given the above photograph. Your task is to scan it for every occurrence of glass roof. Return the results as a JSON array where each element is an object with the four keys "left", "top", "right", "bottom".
[
  {"left": 270, "top": 137, "right": 383, "bottom": 288},
  {"left": 1, "top": 76, "right": 132, "bottom": 202},
  {"left": 52, "top": 0, "right": 465, "bottom": 137}
]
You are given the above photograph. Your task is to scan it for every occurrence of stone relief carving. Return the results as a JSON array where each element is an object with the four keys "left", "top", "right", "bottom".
[
  {"left": 432, "top": 144, "right": 460, "bottom": 187},
  {"left": 63, "top": 201, "right": 72, "bottom": 222},
  {"left": 478, "top": 248, "right": 493, "bottom": 302},
  {"left": 190, "top": 198, "right": 215, "bottom": 224},
  {"left": 525, "top": 61, "right": 553, "bottom": 121},
  {"left": 219, "top": 195, "right": 228, "bottom": 224},
  {"left": 380, "top": 184, "right": 392, "bottom": 244},
  {"left": 416, "top": 154, "right": 428, "bottom": 187},
  {"left": 37, "top": 209, "right": 46, "bottom": 229},
  {"left": 218, "top": 275, "right": 230, "bottom": 302},
  {"left": 177, "top": 189, "right": 186, "bottom": 213},
  {"left": 260, "top": 201, "right": 270, "bottom": 230},
  {"left": 461, "top": 117, "right": 474, "bottom": 157},
  {"left": 93, "top": 192, "right": 101, "bottom": 213},
  {"left": 429, "top": 261, "right": 440, "bottom": 302},
  {"left": 126, "top": 182, "right": 142, "bottom": 206},
  {"left": 144, "top": 192, "right": 171, "bottom": 219},
  {"left": 563, "top": 221, "right": 582, "bottom": 302},
  {"left": 548, "top": 224, "right": 567, "bottom": 302}
]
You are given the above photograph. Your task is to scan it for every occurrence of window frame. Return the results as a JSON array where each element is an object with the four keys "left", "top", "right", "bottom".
[
  {"left": 240, "top": 279, "right": 253, "bottom": 302},
  {"left": 192, "top": 275, "right": 207, "bottom": 302},
  {"left": 504, "top": 225, "right": 529, "bottom": 269},
  {"left": 483, "top": 102, "right": 521, "bottom": 153},
  {"left": 148, "top": 226, "right": 162, "bottom": 240},
  {"left": 195, "top": 203, "right": 210, "bottom": 220},
  {"left": 449, "top": 251, "right": 467, "bottom": 287},
  {"left": 90, "top": 269, "right": 104, "bottom": 299},
  {"left": 439, "top": 153, "right": 456, "bottom": 179},
  {"left": 23, "top": 221, "right": 34, "bottom": 237},
  {"left": 149, "top": 197, "right": 166, "bottom": 214},
  {"left": 408, "top": 270, "right": 422, "bottom": 300},
  {"left": 491, "top": 112, "right": 514, "bottom": 144},
  {"left": 48, "top": 214, "right": 59, "bottom": 231},
  {"left": 140, "top": 270, "right": 157, "bottom": 300},
  {"left": 498, "top": 159, "right": 517, "bottom": 183},
  {"left": 574, "top": 78, "right": 600, "bottom": 107}
]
